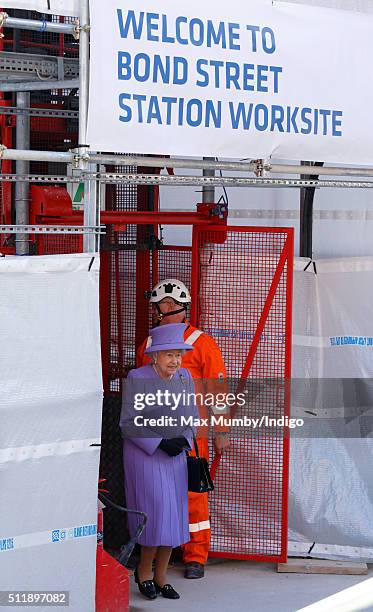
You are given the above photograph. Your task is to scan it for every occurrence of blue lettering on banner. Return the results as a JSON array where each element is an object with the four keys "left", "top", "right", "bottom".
[
  {"left": 117, "top": 10, "right": 242, "bottom": 50},
  {"left": 119, "top": 94, "right": 222, "bottom": 128},
  {"left": 118, "top": 52, "right": 188, "bottom": 85},
  {"left": 0, "top": 526, "right": 98, "bottom": 552},
  {"left": 246, "top": 25, "right": 276, "bottom": 54},
  {"left": 117, "top": 9, "right": 144, "bottom": 40},
  {"left": 0, "top": 538, "right": 15, "bottom": 551},
  {"left": 195, "top": 61, "right": 282, "bottom": 92},
  {"left": 330, "top": 336, "right": 373, "bottom": 347},
  {"left": 51, "top": 524, "right": 97, "bottom": 543},
  {"left": 73, "top": 524, "right": 97, "bottom": 539},
  {"left": 204, "top": 327, "right": 285, "bottom": 343},
  {"left": 229, "top": 103, "right": 342, "bottom": 135},
  {"left": 113, "top": 9, "right": 344, "bottom": 137}
]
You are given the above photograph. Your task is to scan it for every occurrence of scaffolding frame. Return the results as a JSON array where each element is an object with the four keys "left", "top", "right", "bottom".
[
  {"left": 2, "top": 8, "right": 373, "bottom": 254},
  {"left": 2, "top": 171, "right": 373, "bottom": 189},
  {"left": 0, "top": 7, "right": 295, "bottom": 564}
]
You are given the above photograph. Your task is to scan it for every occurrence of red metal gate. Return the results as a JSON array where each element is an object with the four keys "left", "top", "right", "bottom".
[{"left": 190, "top": 225, "right": 293, "bottom": 562}]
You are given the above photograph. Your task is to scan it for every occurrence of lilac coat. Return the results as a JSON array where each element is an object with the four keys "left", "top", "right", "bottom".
[{"left": 119, "top": 365, "right": 198, "bottom": 547}]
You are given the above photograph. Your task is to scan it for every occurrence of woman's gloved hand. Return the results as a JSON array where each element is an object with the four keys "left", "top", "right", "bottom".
[{"left": 159, "top": 437, "right": 189, "bottom": 457}]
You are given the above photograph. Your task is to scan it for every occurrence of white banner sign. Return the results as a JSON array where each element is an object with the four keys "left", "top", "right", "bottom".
[{"left": 87, "top": 0, "right": 373, "bottom": 164}]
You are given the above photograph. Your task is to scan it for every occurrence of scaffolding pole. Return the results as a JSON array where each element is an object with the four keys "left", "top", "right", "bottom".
[
  {"left": 88, "top": 154, "right": 373, "bottom": 177},
  {"left": 15, "top": 92, "right": 30, "bottom": 255},
  {"left": 202, "top": 157, "right": 215, "bottom": 204},
  {"left": 1, "top": 79, "right": 80, "bottom": 93},
  {"left": 77, "top": 0, "right": 96, "bottom": 253},
  {"left": 0, "top": 13, "right": 77, "bottom": 36},
  {"left": 0, "top": 148, "right": 74, "bottom": 163},
  {"left": 2, "top": 148, "right": 373, "bottom": 179},
  {"left": 299, "top": 162, "right": 323, "bottom": 258}
]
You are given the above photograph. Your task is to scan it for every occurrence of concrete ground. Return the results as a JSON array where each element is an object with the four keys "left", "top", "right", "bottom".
[{"left": 129, "top": 560, "right": 373, "bottom": 612}]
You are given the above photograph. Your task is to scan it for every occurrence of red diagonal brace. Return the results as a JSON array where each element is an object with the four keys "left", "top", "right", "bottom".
[{"left": 210, "top": 236, "right": 292, "bottom": 480}]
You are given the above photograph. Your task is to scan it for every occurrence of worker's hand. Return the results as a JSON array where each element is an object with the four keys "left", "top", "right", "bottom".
[{"left": 214, "top": 434, "right": 230, "bottom": 454}]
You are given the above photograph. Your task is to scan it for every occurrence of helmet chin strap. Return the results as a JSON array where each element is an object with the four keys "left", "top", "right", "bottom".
[{"left": 155, "top": 303, "right": 187, "bottom": 325}]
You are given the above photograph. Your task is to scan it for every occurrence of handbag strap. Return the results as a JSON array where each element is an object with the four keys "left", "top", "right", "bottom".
[{"left": 192, "top": 431, "right": 200, "bottom": 457}]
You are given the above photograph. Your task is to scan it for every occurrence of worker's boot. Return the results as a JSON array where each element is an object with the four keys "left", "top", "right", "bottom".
[{"left": 184, "top": 562, "right": 205, "bottom": 579}]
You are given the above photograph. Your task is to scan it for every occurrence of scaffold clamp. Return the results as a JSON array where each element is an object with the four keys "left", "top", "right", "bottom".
[
  {"left": 197, "top": 202, "right": 228, "bottom": 222},
  {"left": 0, "top": 12, "right": 8, "bottom": 33},
  {"left": 73, "top": 18, "right": 90, "bottom": 40},
  {"left": 253, "top": 158, "right": 271, "bottom": 178}
]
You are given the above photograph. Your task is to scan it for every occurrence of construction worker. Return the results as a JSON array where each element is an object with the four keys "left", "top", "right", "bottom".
[{"left": 137, "top": 278, "right": 230, "bottom": 579}]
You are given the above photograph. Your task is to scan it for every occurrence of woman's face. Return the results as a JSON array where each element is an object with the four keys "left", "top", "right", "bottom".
[{"left": 154, "top": 349, "right": 183, "bottom": 377}]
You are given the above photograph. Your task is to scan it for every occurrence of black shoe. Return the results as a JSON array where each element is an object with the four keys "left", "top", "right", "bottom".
[
  {"left": 184, "top": 562, "right": 205, "bottom": 579},
  {"left": 154, "top": 581, "right": 180, "bottom": 599},
  {"left": 134, "top": 568, "right": 157, "bottom": 600}
]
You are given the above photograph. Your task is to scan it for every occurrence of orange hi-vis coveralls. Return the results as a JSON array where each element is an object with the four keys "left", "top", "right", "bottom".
[{"left": 137, "top": 323, "right": 228, "bottom": 565}]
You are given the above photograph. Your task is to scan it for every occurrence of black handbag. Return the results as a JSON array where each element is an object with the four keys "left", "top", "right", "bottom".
[{"left": 187, "top": 434, "right": 214, "bottom": 493}]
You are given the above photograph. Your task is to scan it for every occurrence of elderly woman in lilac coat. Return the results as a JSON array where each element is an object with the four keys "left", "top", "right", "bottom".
[{"left": 120, "top": 323, "right": 198, "bottom": 600}]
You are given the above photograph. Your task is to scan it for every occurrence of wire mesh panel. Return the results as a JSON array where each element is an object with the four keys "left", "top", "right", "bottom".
[
  {"left": 103, "top": 242, "right": 192, "bottom": 393},
  {"left": 108, "top": 247, "right": 138, "bottom": 391},
  {"left": 0, "top": 181, "right": 11, "bottom": 250},
  {"left": 36, "top": 233, "right": 82, "bottom": 254},
  {"left": 29, "top": 95, "right": 78, "bottom": 178},
  {"left": 157, "top": 246, "right": 192, "bottom": 290},
  {"left": 4, "top": 10, "right": 79, "bottom": 178},
  {"left": 0, "top": 100, "right": 14, "bottom": 250},
  {"left": 191, "top": 226, "right": 293, "bottom": 562},
  {"left": 103, "top": 167, "right": 146, "bottom": 394}
]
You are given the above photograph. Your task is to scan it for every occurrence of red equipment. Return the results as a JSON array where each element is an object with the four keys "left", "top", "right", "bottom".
[
  {"left": 30, "top": 185, "right": 73, "bottom": 221},
  {"left": 95, "top": 482, "right": 148, "bottom": 611},
  {"left": 0, "top": 99, "right": 14, "bottom": 250},
  {"left": 95, "top": 548, "right": 129, "bottom": 612}
]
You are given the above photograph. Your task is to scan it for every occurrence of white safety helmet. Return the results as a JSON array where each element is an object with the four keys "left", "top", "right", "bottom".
[{"left": 149, "top": 278, "right": 191, "bottom": 304}]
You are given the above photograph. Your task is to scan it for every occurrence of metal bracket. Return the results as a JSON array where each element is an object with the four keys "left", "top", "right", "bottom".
[
  {"left": 1, "top": 171, "right": 373, "bottom": 190},
  {"left": 0, "top": 106, "right": 78, "bottom": 119},
  {"left": 73, "top": 19, "right": 90, "bottom": 40},
  {"left": 57, "top": 57, "right": 64, "bottom": 82},
  {"left": 0, "top": 51, "right": 79, "bottom": 82},
  {"left": 72, "top": 155, "right": 81, "bottom": 170},
  {"left": 0, "top": 12, "right": 8, "bottom": 34},
  {"left": 253, "top": 158, "right": 271, "bottom": 178},
  {"left": 197, "top": 202, "right": 228, "bottom": 221},
  {"left": 0, "top": 174, "right": 81, "bottom": 183},
  {"left": 211, "top": 202, "right": 228, "bottom": 220},
  {"left": 303, "top": 259, "right": 317, "bottom": 274},
  {"left": 149, "top": 234, "right": 163, "bottom": 250},
  {"left": 0, "top": 225, "right": 105, "bottom": 235},
  {"left": 0, "top": 79, "right": 80, "bottom": 93}
]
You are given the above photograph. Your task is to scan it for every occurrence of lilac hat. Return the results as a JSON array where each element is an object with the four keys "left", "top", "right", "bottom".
[{"left": 145, "top": 323, "right": 193, "bottom": 354}]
